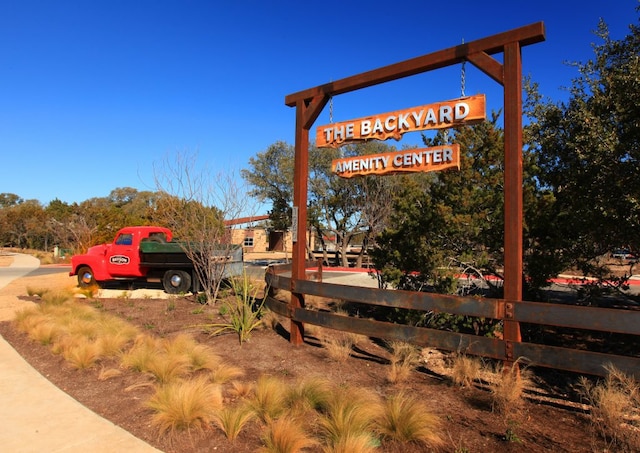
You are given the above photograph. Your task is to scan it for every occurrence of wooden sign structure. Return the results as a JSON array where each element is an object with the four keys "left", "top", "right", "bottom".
[
  {"left": 284, "top": 23, "right": 546, "bottom": 356},
  {"left": 317, "top": 95, "right": 485, "bottom": 148}
]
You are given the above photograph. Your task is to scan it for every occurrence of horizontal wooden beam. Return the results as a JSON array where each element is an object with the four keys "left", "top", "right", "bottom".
[{"left": 285, "top": 22, "right": 545, "bottom": 107}]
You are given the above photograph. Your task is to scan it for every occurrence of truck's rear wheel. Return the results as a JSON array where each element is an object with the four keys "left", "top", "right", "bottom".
[
  {"left": 162, "top": 270, "right": 191, "bottom": 294},
  {"left": 77, "top": 266, "right": 97, "bottom": 288}
]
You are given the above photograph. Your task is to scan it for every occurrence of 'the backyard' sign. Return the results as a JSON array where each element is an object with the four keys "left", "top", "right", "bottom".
[
  {"left": 332, "top": 144, "right": 460, "bottom": 178},
  {"left": 317, "top": 95, "right": 485, "bottom": 148}
]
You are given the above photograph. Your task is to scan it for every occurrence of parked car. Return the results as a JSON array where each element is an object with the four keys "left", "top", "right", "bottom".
[{"left": 611, "top": 248, "right": 636, "bottom": 260}]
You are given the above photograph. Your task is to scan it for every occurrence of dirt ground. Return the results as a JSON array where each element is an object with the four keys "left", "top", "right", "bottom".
[{"left": 0, "top": 265, "right": 619, "bottom": 452}]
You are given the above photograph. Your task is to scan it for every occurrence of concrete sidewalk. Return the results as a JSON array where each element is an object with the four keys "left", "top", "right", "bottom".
[{"left": 0, "top": 253, "right": 161, "bottom": 453}]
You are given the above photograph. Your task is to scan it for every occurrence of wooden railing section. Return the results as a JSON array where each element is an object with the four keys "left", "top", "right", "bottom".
[{"left": 265, "top": 263, "right": 640, "bottom": 379}]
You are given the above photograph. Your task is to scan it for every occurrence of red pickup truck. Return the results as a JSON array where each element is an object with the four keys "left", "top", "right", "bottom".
[{"left": 69, "top": 226, "right": 243, "bottom": 294}]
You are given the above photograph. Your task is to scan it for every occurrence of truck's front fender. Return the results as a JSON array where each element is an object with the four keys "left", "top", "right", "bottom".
[{"left": 70, "top": 254, "right": 112, "bottom": 281}]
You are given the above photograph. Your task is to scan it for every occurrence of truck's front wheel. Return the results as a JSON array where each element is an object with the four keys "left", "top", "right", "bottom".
[
  {"left": 77, "top": 266, "right": 97, "bottom": 288},
  {"left": 162, "top": 270, "right": 191, "bottom": 294}
]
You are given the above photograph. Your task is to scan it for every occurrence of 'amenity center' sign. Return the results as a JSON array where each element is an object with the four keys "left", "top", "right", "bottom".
[{"left": 332, "top": 144, "right": 460, "bottom": 178}]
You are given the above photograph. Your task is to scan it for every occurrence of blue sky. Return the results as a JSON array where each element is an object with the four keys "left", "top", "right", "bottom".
[{"left": 1, "top": 0, "right": 637, "bottom": 207}]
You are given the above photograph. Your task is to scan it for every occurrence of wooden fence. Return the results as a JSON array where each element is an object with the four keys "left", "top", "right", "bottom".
[{"left": 265, "top": 262, "right": 640, "bottom": 379}]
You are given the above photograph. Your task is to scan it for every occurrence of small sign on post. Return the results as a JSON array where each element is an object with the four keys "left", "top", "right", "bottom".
[{"left": 291, "top": 206, "right": 298, "bottom": 243}]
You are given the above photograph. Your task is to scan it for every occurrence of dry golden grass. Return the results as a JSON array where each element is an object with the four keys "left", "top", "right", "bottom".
[
  {"left": 229, "top": 380, "right": 253, "bottom": 398},
  {"left": 321, "top": 432, "right": 378, "bottom": 453},
  {"left": 284, "top": 376, "right": 333, "bottom": 416},
  {"left": 25, "top": 286, "right": 50, "bottom": 298},
  {"left": 386, "top": 340, "right": 421, "bottom": 384},
  {"left": 146, "top": 376, "right": 223, "bottom": 436},
  {"left": 449, "top": 354, "right": 482, "bottom": 388},
  {"left": 489, "top": 360, "right": 533, "bottom": 415},
  {"left": 98, "top": 367, "right": 123, "bottom": 381},
  {"left": 121, "top": 334, "right": 161, "bottom": 372},
  {"left": 318, "top": 385, "right": 382, "bottom": 450},
  {"left": 212, "top": 402, "right": 256, "bottom": 440},
  {"left": 320, "top": 329, "right": 355, "bottom": 362},
  {"left": 209, "top": 362, "right": 245, "bottom": 384},
  {"left": 62, "top": 337, "right": 101, "bottom": 369},
  {"left": 259, "top": 415, "right": 317, "bottom": 453},
  {"left": 579, "top": 365, "right": 640, "bottom": 452},
  {"left": 249, "top": 375, "right": 289, "bottom": 422},
  {"left": 376, "top": 390, "right": 444, "bottom": 448}
]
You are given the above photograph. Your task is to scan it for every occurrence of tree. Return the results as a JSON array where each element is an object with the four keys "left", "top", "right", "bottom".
[
  {"left": 309, "top": 141, "right": 400, "bottom": 267},
  {"left": 524, "top": 12, "right": 640, "bottom": 285},
  {"left": 153, "top": 152, "right": 252, "bottom": 303},
  {"left": 372, "top": 115, "right": 514, "bottom": 295},
  {"left": 241, "top": 141, "right": 294, "bottom": 231}
]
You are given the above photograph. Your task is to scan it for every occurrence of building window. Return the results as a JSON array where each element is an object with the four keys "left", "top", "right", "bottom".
[{"left": 243, "top": 237, "right": 254, "bottom": 247}]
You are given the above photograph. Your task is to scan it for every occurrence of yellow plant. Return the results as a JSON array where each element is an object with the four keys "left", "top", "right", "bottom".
[
  {"left": 386, "top": 340, "right": 421, "bottom": 384},
  {"left": 285, "top": 376, "right": 333, "bottom": 416},
  {"left": 249, "top": 375, "right": 289, "bottom": 422},
  {"left": 121, "top": 334, "right": 161, "bottom": 372},
  {"left": 146, "top": 377, "right": 223, "bottom": 436},
  {"left": 489, "top": 360, "right": 532, "bottom": 415},
  {"left": 318, "top": 385, "right": 382, "bottom": 450},
  {"left": 450, "top": 354, "right": 482, "bottom": 388},
  {"left": 209, "top": 362, "right": 244, "bottom": 384},
  {"left": 26, "top": 286, "right": 50, "bottom": 298},
  {"left": 322, "top": 432, "right": 377, "bottom": 453},
  {"left": 376, "top": 391, "right": 444, "bottom": 448},
  {"left": 579, "top": 364, "right": 640, "bottom": 451},
  {"left": 259, "top": 414, "right": 317, "bottom": 453},
  {"left": 62, "top": 337, "right": 101, "bottom": 369},
  {"left": 320, "top": 330, "right": 354, "bottom": 362},
  {"left": 213, "top": 402, "right": 256, "bottom": 440}
]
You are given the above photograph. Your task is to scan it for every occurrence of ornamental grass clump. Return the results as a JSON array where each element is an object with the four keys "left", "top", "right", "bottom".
[
  {"left": 317, "top": 385, "right": 382, "bottom": 451},
  {"left": 212, "top": 402, "right": 256, "bottom": 441},
  {"left": 146, "top": 376, "right": 223, "bottom": 436},
  {"left": 259, "top": 414, "right": 317, "bottom": 453},
  {"left": 579, "top": 364, "right": 640, "bottom": 452},
  {"left": 375, "top": 390, "right": 444, "bottom": 448},
  {"left": 386, "top": 340, "right": 421, "bottom": 384},
  {"left": 249, "top": 375, "right": 289, "bottom": 423},
  {"left": 450, "top": 353, "right": 482, "bottom": 388}
]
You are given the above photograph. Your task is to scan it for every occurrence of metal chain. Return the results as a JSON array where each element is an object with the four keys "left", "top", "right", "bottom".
[
  {"left": 461, "top": 39, "right": 466, "bottom": 97},
  {"left": 329, "top": 95, "right": 333, "bottom": 123}
]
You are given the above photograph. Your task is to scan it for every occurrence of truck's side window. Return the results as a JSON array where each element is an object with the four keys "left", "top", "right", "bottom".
[{"left": 115, "top": 233, "right": 133, "bottom": 246}]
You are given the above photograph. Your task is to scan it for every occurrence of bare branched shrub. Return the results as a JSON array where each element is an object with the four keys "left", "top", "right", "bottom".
[{"left": 153, "top": 151, "right": 256, "bottom": 303}]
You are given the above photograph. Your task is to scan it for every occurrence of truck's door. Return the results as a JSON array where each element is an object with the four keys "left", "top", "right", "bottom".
[{"left": 106, "top": 231, "right": 143, "bottom": 277}]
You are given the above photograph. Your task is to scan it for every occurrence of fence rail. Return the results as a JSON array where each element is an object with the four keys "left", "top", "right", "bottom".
[{"left": 265, "top": 263, "right": 640, "bottom": 379}]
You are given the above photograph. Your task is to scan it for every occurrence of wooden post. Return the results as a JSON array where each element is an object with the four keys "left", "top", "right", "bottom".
[{"left": 503, "top": 41, "right": 524, "bottom": 361}]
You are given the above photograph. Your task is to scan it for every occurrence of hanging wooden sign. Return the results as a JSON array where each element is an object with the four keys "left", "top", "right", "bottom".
[
  {"left": 332, "top": 144, "right": 460, "bottom": 178},
  {"left": 317, "top": 95, "right": 485, "bottom": 148}
]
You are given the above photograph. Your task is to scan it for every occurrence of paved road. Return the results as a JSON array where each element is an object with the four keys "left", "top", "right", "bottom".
[{"left": 0, "top": 253, "right": 162, "bottom": 453}]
